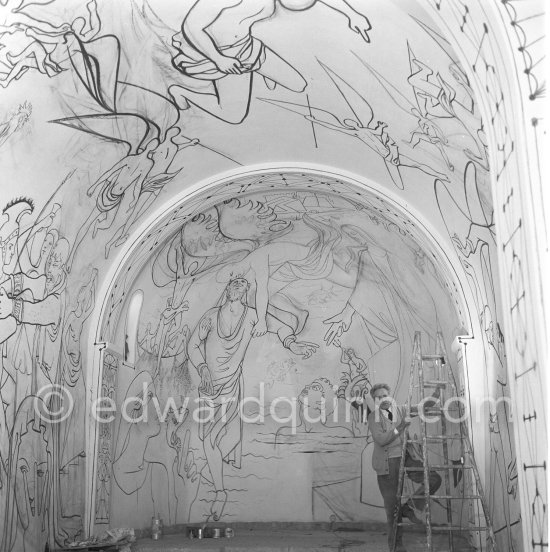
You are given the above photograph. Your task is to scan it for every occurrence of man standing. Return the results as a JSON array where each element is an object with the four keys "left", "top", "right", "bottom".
[
  {"left": 187, "top": 277, "right": 318, "bottom": 520},
  {"left": 367, "top": 383, "right": 442, "bottom": 552}
]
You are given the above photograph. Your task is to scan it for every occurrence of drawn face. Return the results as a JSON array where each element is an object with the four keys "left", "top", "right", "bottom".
[
  {"left": 45, "top": 251, "right": 64, "bottom": 289},
  {"left": 0, "top": 231, "right": 18, "bottom": 266},
  {"left": 128, "top": 388, "right": 162, "bottom": 436},
  {"left": 226, "top": 278, "right": 249, "bottom": 301},
  {"left": 15, "top": 457, "right": 49, "bottom": 531},
  {"left": 12, "top": 414, "right": 50, "bottom": 535},
  {"left": 341, "top": 224, "right": 369, "bottom": 246},
  {"left": 17, "top": 111, "right": 30, "bottom": 127},
  {"left": 40, "top": 233, "right": 55, "bottom": 259},
  {"left": 64, "top": 321, "right": 81, "bottom": 366},
  {"left": 45, "top": 241, "right": 69, "bottom": 290},
  {"left": 299, "top": 378, "right": 334, "bottom": 418}
]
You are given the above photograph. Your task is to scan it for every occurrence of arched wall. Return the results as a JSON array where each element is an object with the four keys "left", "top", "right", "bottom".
[
  {"left": 85, "top": 164, "right": 476, "bottom": 530},
  {"left": 423, "top": 3, "right": 547, "bottom": 551},
  {"left": 0, "top": 0, "right": 544, "bottom": 550}
]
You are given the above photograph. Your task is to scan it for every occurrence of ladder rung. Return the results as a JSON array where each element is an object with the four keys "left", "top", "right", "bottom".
[
  {"left": 405, "top": 465, "right": 472, "bottom": 471},
  {"left": 423, "top": 380, "right": 448, "bottom": 388},
  {"left": 400, "top": 333, "right": 496, "bottom": 543},
  {"left": 396, "top": 523, "right": 489, "bottom": 531},
  {"left": 431, "top": 525, "right": 490, "bottom": 532},
  {"left": 407, "top": 436, "right": 460, "bottom": 442},
  {"left": 402, "top": 494, "right": 482, "bottom": 500},
  {"left": 422, "top": 407, "right": 444, "bottom": 414},
  {"left": 421, "top": 355, "right": 446, "bottom": 362}
]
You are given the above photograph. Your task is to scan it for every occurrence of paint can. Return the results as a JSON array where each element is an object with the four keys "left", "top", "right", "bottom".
[
  {"left": 151, "top": 516, "right": 163, "bottom": 540},
  {"left": 225, "top": 527, "right": 234, "bottom": 538},
  {"left": 212, "top": 527, "right": 222, "bottom": 538}
]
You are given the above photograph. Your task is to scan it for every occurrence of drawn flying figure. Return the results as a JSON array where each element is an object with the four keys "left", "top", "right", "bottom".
[
  {"left": 59, "top": 86, "right": 198, "bottom": 268},
  {"left": 0, "top": 101, "right": 31, "bottom": 148},
  {"left": 408, "top": 107, "right": 454, "bottom": 172},
  {"left": 103, "top": 128, "right": 199, "bottom": 255},
  {"left": 351, "top": 52, "right": 485, "bottom": 181},
  {"left": 261, "top": 61, "right": 450, "bottom": 189},
  {"left": 163, "top": 198, "right": 357, "bottom": 342},
  {"left": 321, "top": 223, "right": 440, "bottom": 397},
  {"left": 410, "top": 19, "right": 489, "bottom": 170},
  {"left": 66, "top": 140, "right": 157, "bottom": 270},
  {"left": 167, "top": 0, "right": 371, "bottom": 124},
  {"left": 407, "top": 49, "right": 454, "bottom": 120},
  {"left": 0, "top": 0, "right": 101, "bottom": 88}
]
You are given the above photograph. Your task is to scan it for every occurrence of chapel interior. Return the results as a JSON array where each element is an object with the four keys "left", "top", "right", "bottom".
[{"left": 0, "top": 1, "right": 547, "bottom": 551}]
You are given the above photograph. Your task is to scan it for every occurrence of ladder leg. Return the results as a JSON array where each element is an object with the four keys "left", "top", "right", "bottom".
[
  {"left": 418, "top": 335, "right": 433, "bottom": 551},
  {"left": 401, "top": 331, "right": 497, "bottom": 551},
  {"left": 440, "top": 360, "right": 455, "bottom": 552},
  {"left": 391, "top": 332, "right": 421, "bottom": 551}
]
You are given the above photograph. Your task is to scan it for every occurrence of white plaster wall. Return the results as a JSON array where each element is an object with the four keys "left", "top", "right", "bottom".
[{"left": 0, "top": 0, "right": 541, "bottom": 550}]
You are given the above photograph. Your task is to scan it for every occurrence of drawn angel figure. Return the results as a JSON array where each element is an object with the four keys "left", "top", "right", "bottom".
[
  {"left": 0, "top": 101, "right": 31, "bottom": 149},
  {"left": 351, "top": 51, "right": 487, "bottom": 181},
  {"left": 62, "top": 268, "right": 98, "bottom": 386},
  {"left": 106, "top": 129, "right": 200, "bottom": 253},
  {"left": 167, "top": 0, "right": 371, "bottom": 124},
  {"left": 47, "top": 31, "right": 239, "bottom": 268},
  {"left": 410, "top": 19, "right": 489, "bottom": 171},
  {"left": 155, "top": 199, "right": 358, "bottom": 345},
  {"left": 261, "top": 61, "right": 450, "bottom": 190},
  {"left": 408, "top": 109, "right": 454, "bottom": 172},
  {"left": 321, "top": 223, "right": 439, "bottom": 395},
  {"left": 0, "top": 0, "right": 101, "bottom": 88},
  {"left": 50, "top": 34, "right": 201, "bottom": 267},
  {"left": 66, "top": 140, "right": 156, "bottom": 270}
]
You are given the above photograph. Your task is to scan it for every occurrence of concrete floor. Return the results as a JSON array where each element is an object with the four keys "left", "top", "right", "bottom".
[{"left": 133, "top": 524, "right": 475, "bottom": 552}]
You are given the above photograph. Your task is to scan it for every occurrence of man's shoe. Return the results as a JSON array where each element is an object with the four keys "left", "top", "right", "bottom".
[{"left": 401, "top": 504, "right": 423, "bottom": 525}]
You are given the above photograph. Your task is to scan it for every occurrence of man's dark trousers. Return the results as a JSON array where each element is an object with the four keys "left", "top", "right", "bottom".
[{"left": 377, "top": 455, "right": 442, "bottom": 550}]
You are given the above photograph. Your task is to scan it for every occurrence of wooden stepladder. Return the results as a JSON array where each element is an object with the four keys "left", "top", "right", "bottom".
[{"left": 391, "top": 331, "right": 497, "bottom": 552}]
